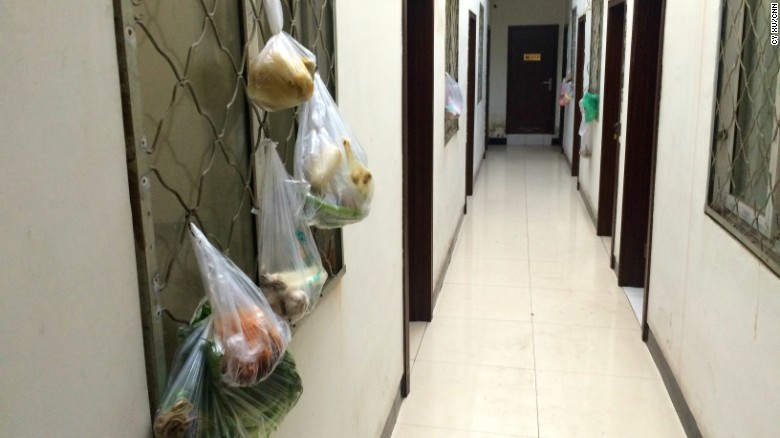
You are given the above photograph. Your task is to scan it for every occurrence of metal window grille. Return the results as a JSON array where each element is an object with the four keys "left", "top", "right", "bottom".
[
  {"left": 113, "top": 0, "right": 341, "bottom": 412},
  {"left": 478, "top": 4, "right": 485, "bottom": 103},
  {"left": 446, "top": 0, "right": 460, "bottom": 143},
  {"left": 708, "top": 0, "right": 780, "bottom": 273},
  {"left": 588, "top": 0, "right": 603, "bottom": 92}
]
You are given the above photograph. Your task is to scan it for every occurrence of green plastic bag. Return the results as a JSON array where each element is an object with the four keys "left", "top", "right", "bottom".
[{"left": 580, "top": 92, "right": 599, "bottom": 122}]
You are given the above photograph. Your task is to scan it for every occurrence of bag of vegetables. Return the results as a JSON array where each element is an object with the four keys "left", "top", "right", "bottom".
[
  {"left": 153, "top": 322, "right": 210, "bottom": 438},
  {"left": 257, "top": 141, "right": 327, "bottom": 324},
  {"left": 294, "top": 73, "right": 374, "bottom": 228},
  {"left": 247, "top": 0, "right": 316, "bottom": 111},
  {"left": 189, "top": 224, "right": 291, "bottom": 387},
  {"left": 156, "top": 303, "right": 304, "bottom": 438}
]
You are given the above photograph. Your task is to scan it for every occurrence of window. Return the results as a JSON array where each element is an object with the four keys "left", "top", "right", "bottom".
[
  {"left": 445, "top": 0, "right": 460, "bottom": 143},
  {"left": 114, "top": 0, "right": 341, "bottom": 408},
  {"left": 588, "top": 0, "right": 603, "bottom": 92},
  {"left": 707, "top": 0, "right": 780, "bottom": 272}
]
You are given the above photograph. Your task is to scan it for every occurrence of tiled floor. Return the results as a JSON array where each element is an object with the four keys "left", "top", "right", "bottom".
[{"left": 393, "top": 146, "right": 685, "bottom": 438}]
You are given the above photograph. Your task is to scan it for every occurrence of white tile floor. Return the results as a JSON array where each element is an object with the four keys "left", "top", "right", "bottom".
[{"left": 393, "top": 145, "right": 685, "bottom": 438}]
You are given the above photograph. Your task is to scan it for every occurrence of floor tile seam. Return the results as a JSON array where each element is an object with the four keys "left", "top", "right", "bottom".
[
  {"left": 429, "top": 313, "right": 534, "bottom": 324},
  {"left": 528, "top": 285, "right": 629, "bottom": 295},
  {"left": 413, "top": 357, "right": 537, "bottom": 372},
  {"left": 529, "top": 318, "right": 642, "bottom": 331},
  {"left": 450, "top": 257, "right": 533, "bottom": 264},
  {"left": 533, "top": 367, "right": 664, "bottom": 382},
  {"left": 522, "top": 150, "right": 542, "bottom": 438},
  {"left": 531, "top": 320, "right": 645, "bottom": 332},
  {"left": 410, "top": 324, "right": 429, "bottom": 364},
  {"left": 449, "top": 255, "right": 533, "bottom": 262},
  {"left": 444, "top": 280, "right": 532, "bottom": 288},
  {"left": 438, "top": 283, "right": 533, "bottom": 291},
  {"left": 395, "top": 421, "right": 534, "bottom": 438}
]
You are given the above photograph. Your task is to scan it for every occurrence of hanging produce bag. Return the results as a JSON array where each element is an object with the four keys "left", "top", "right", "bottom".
[
  {"left": 578, "top": 100, "right": 592, "bottom": 158},
  {"left": 257, "top": 142, "right": 327, "bottom": 324},
  {"left": 247, "top": 0, "right": 316, "bottom": 111},
  {"left": 189, "top": 224, "right": 291, "bottom": 387},
  {"left": 153, "top": 322, "right": 210, "bottom": 438},
  {"left": 580, "top": 91, "right": 599, "bottom": 122},
  {"left": 155, "top": 303, "right": 304, "bottom": 438},
  {"left": 558, "top": 77, "right": 573, "bottom": 106},
  {"left": 294, "top": 73, "right": 374, "bottom": 228},
  {"left": 445, "top": 72, "right": 464, "bottom": 117}
]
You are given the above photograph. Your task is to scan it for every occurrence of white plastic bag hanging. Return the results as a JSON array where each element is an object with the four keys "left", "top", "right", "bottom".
[
  {"left": 247, "top": 0, "right": 317, "bottom": 111},
  {"left": 189, "top": 224, "right": 291, "bottom": 387},
  {"left": 257, "top": 141, "right": 327, "bottom": 324},
  {"left": 294, "top": 73, "right": 374, "bottom": 228},
  {"left": 578, "top": 101, "right": 592, "bottom": 158},
  {"left": 445, "top": 72, "right": 464, "bottom": 118},
  {"left": 153, "top": 321, "right": 210, "bottom": 438}
]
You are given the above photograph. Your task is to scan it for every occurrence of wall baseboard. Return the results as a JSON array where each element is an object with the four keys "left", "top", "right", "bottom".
[
  {"left": 380, "top": 383, "right": 403, "bottom": 438},
  {"left": 488, "top": 137, "right": 507, "bottom": 145},
  {"left": 433, "top": 206, "right": 466, "bottom": 310},
  {"left": 578, "top": 184, "right": 598, "bottom": 228},
  {"left": 563, "top": 147, "right": 573, "bottom": 172},
  {"left": 646, "top": 328, "right": 703, "bottom": 438}
]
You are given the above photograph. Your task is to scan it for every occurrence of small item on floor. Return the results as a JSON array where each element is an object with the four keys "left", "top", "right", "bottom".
[
  {"left": 189, "top": 223, "right": 291, "bottom": 387},
  {"left": 445, "top": 72, "right": 464, "bottom": 117},
  {"left": 294, "top": 73, "right": 374, "bottom": 228},
  {"left": 256, "top": 141, "right": 327, "bottom": 324},
  {"left": 247, "top": 0, "right": 316, "bottom": 111}
]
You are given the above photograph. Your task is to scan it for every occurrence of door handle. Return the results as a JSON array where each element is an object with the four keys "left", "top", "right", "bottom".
[
  {"left": 613, "top": 122, "right": 622, "bottom": 140},
  {"left": 542, "top": 78, "right": 552, "bottom": 91}
]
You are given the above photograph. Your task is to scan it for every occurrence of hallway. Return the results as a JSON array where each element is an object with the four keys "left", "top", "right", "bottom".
[{"left": 393, "top": 146, "right": 685, "bottom": 437}]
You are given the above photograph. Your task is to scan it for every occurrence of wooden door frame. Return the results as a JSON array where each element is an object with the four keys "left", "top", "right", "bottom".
[
  {"left": 572, "top": 15, "right": 586, "bottom": 176},
  {"left": 597, "top": 1, "right": 626, "bottom": 236},
  {"left": 484, "top": 28, "right": 491, "bottom": 157},
  {"left": 641, "top": 0, "right": 667, "bottom": 341},
  {"left": 617, "top": 0, "right": 664, "bottom": 288},
  {"left": 404, "top": 1, "right": 434, "bottom": 324},
  {"left": 558, "top": 24, "right": 569, "bottom": 147},
  {"left": 466, "top": 12, "right": 477, "bottom": 197}
]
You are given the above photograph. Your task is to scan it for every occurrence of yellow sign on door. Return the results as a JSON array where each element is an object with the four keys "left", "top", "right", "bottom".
[{"left": 524, "top": 53, "right": 542, "bottom": 61}]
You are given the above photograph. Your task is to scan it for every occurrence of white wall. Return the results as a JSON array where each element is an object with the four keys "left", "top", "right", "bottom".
[
  {"left": 0, "top": 1, "right": 405, "bottom": 437},
  {"left": 473, "top": 1, "right": 489, "bottom": 181},
  {"left": 0, "top": 2, "right": 152, "bottom": 437},
  {"left": 649, "top": 0, "right": 780, "bottom": 436},
  {"left": 567, "top": 0, "right": 607, "bottom": 219},
  {"left": 487, "top": 0, "right": 566, "bottom": 139},
  {"left": 273, "top": 0, "right": 405, "bottom": 436},
  {"left": 432, "top": 0, "right": 490, "bottom": 286}
]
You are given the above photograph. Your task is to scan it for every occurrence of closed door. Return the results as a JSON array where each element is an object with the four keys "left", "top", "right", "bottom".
[{"left": 506, "top": 25, "right": 559, "bottom": 134}]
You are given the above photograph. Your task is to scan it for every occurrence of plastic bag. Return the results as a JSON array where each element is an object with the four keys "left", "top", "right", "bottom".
[
  {"left": 578, "top": 101, "right": 592, "bottom": 158},
  {"left": 156, "top": 304, "right": 304, "bottom": 438},
  {"left": 445, "top": 72, "right": 464, "bottom": 117},
  {"left": 580, "top": 91, "right": 599, "bottom": 122},
  {"left": 247, "top": 0, "right": 316, "bottom": 111},
  {"left": 189, "top": 223, "right": 291, "bottom": 387},
  {"left": 153, "top": 322, "right": 210, "bottom": 438},
  {"left": 294, "top": 73, "right": 374, "bottom": 228},
  {"left": 257, "top": 142, "right": 327, "bottom": 323},
  {"left": 558, "top": 78, "right": 573, "bottom": 106}
]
